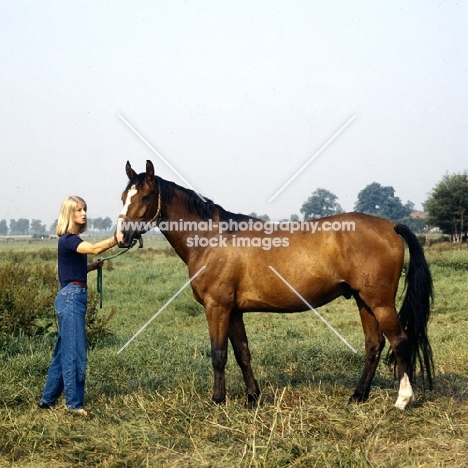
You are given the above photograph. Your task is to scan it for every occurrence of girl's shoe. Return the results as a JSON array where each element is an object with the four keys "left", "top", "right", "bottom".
[
  {"left": 38, "top": 401, "right": 55, "bottom": 410},
  {"left": 68, "top": 408, "right": 88, "bottom": 417}
]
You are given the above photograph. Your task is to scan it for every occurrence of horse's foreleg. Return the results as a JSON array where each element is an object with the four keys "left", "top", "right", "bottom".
[
  {"left": 228, "top": 312, "right": 260, "bottom": 407},
  {"left": 205, "top": 303, "right": 230, "bottom": 404},
  {"left": 350, "top": 297, "right": 385, "bottom": 403}
]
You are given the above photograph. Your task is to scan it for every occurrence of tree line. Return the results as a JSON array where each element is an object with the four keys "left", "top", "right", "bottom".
[
  {"left": 297, "top": 172, "right": 468, "bottom": 242},
  {"left": 0, "top": 217, "right": 113, "bottom": 236},
  {"left": 1, "top": 172, "right": 467, "bottom": 242}
]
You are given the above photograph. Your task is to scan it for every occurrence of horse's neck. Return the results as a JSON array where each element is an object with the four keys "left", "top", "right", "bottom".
[{"left": 160, "top": 189, "right": 206, "bottom": 263}]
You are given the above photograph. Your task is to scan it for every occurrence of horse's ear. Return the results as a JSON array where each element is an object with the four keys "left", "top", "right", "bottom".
[
  {"left": 126, "top": 161, "right": 137, "bottom": 180},
  {"left": 146, "top": 160, "right": 155, "bottom": 184}
]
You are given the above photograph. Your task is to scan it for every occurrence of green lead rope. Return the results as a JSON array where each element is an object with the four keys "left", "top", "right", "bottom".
[{"left": 96, "top": 241, "right": 139, "bottom": 308}]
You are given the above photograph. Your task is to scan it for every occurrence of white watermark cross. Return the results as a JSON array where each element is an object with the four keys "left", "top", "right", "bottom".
[
  {"left": 268, "top": 115, "right": 356, "bottom": 202},
  {"left": 268, "top": 266, "right": 357, "bottom": 353},
  {"left": 117, "top": 265, "right": 206, "bottom": 354},
  {"left": 118, "top": 114, "right": 206, "bottom": 202}
]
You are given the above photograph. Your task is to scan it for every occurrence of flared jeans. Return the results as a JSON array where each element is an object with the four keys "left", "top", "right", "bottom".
[{"left": 40, "top": 283, "right": 88, "bottom": 410}]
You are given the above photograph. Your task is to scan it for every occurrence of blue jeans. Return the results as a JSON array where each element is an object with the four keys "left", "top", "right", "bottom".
[{"left": 40, "top": 283, "right": 88, "bottom": 410}]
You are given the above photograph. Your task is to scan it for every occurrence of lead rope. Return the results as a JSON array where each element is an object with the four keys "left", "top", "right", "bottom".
[
  {"left": 96, "top": 238, "right": 142, "bottom": 308},
  {"left": 99, "top": 183, "right": 161, "bottom": 307}
]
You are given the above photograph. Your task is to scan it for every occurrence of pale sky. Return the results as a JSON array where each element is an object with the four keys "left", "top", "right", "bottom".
[{"left": 1, "top": 0, "right": 467, "bottom": 228}]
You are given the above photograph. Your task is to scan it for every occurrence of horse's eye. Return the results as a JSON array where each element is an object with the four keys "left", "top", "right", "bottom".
[{"left": 141, "top": 195, "right": 150, "bottom": 202}]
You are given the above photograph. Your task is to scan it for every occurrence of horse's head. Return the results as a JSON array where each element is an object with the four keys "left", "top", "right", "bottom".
[{"left": 115, "top": 160, "right": 161, "bottom": 247}]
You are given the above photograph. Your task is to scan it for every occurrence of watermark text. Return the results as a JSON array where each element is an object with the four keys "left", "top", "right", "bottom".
[
  {"left": 118, "top": 219, "right": 355, "bottom": 251},
  {"left": 119, "top": 218, "right": 356, "bottom": 235}
]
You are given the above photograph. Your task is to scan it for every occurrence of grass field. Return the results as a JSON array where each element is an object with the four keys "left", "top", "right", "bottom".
[{"left": 1, "top": 236, "right": 468, "bottom": 467}]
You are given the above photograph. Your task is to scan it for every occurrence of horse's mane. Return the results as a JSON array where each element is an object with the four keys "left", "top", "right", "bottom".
[{"left": 127, "top": 174, "right": 254, "bottom": 223}]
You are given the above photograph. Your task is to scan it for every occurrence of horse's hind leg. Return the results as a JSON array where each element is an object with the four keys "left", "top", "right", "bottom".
[
  {"left": 371, "top": 305, "right": 414, "bottom": 409},
  {"left": 229, "top": 312, "right": 260, "bottom": 407},
  {"left": 350, "top": 297, "right": 385, "bottom": 403}
]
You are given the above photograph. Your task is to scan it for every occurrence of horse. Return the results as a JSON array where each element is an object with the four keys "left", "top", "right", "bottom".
[{"left": 116, "top": 159, "right": 434, "bottom": 410}]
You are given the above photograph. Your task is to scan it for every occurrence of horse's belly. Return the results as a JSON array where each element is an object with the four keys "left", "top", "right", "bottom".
[{"left": 234, "top": 273, "right": 345, "bottom": 312}]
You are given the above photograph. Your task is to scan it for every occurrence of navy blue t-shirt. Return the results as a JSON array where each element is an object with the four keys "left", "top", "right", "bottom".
[{"left": 58, "top": 233, "right": 87, "bottom": 289}]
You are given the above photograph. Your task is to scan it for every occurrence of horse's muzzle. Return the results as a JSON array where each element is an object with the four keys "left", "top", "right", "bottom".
[
  {"left": 115, "top": 215, "right": 136, "bottom": 248},
  {"left": 117, "top": 235, "right": 143, "bottom": 249}
]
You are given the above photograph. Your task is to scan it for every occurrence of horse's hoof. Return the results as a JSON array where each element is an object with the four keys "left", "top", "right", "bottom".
[
  {"left": 394, "top": 393, "right": 414, "bottom": 410},
  {"left": 247, "top": 393, "right": 260, "bottom": 409},
  {"left": 210, "top": 397, "right": 226, "bottom": 406},
  {"left": 348, "top": 393, "right": 368, "bottom": 404}
]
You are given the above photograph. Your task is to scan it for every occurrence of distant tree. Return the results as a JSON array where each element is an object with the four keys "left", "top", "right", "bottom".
[
  {"left": 102, "top": 217, "right": 113, "bottom": 231},
  {"left": 30, "top": 219, "right": 47, "bottom": 236},
  {"left": 89, "top": 217, "right": 111, "bottom": 231},
  {"left": 9, "top": 218, "right": 29, "bottom": 235},
  {"left": 248, "top": 212, "right": 270, "bottom": 221},
  {"left": 397, "top": 216, "right": 427, "bottom": 234},
  {"left": 9, "top": 219, "right": 17, "bottom": 235},
  {"left": 50, "top": 219, "right": 58, "bottom": 234},
  {"left": 426, "top": 172, "right": 468, "bottom": 243},
  {"left": 290, "top": 214, "right": 300, "bottom": 222},
  {"left": 300, "top": 188, "right": 343, "bottom": 219},
  {"left": 0, "top": 219, "right": 7, "bottom": 236},
  {"left": 354, "top": 182, "right": 412, "bottom": 221}
]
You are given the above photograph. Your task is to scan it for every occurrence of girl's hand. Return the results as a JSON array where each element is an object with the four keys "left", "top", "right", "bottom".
[{"left": 87, "top": 260, "right": 104, "bottom": 272}]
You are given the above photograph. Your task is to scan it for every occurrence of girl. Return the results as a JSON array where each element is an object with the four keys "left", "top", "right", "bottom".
[{"left": 38, "top": 196, "right": 118, "bottom": 416}]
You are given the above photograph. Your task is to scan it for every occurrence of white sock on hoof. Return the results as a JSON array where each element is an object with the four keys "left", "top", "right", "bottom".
[{"left": 394, "top": 372, "right": 414, "bottom": 410}]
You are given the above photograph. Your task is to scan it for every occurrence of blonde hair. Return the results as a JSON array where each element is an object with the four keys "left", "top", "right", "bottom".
[{"left": 56, "top": 196, "right": 88, "bottom": 236}]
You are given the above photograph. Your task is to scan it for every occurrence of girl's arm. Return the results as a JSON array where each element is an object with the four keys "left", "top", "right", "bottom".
[{"left": 76, "top": 236, "right": 118, "bottom": 256}]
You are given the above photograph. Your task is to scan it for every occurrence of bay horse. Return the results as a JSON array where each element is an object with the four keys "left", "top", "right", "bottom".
[{"left": 116, "top": 160, "right": 434, "bottom": 409}]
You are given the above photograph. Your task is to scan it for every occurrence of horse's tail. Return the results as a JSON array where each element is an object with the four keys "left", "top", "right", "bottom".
[{"left": 387, "top": 224, "right": 434, "bottom": 389}]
